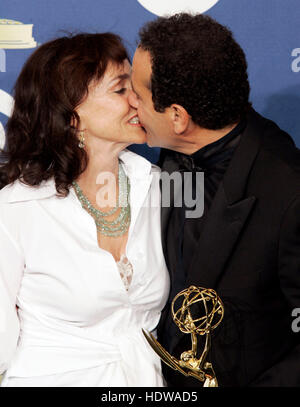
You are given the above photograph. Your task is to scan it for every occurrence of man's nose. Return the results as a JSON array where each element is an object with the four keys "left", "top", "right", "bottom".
[{"left": 128, "top": 90, "right": 139, "bottom": 109}]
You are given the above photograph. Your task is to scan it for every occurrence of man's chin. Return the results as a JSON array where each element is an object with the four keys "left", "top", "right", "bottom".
[
  {"left": 145, "top": 135, "right": 157, "bottom": 148},
  {"left": 146, "top": 140, "right": 153, "bottom": 147},
  {"left": 147, "top": 139, "right": 166, "bottom": 149},
  {"left": 145, "top": 131, "right": 164, "bottom": 148}
]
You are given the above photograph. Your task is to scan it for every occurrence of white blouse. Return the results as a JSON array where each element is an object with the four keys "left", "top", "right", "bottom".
[{"left": 0, "top": 149, "right": 170, "bottom": 387}]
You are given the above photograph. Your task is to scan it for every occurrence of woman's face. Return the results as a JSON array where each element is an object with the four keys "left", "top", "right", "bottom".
[{"left": 75, "top": 59, "right": 146, "bottom": 146}]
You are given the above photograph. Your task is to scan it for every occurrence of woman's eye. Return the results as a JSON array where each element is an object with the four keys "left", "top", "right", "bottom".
[{"left": 115, "top": 88, "right": 126, "bottom": 94}]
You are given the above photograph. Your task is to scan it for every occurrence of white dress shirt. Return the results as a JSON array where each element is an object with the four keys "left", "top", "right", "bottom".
[{"left": 0, "top": 149, "right": 170, "bottom": 387}]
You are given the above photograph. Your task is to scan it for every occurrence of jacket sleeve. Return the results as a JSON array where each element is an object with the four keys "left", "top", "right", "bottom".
[
  {"left": 0, "top": 219, "right": 24, "bottom": 374},
  {"left": 251, "top": 193, "right": 300, "bottom": 386}
]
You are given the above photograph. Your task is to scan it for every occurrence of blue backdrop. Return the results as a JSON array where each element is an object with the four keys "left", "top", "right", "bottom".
[{"left": 1, "top": 0, "right": 299, "bottom": 164}]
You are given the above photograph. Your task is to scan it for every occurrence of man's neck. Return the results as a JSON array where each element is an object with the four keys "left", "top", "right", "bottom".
[{"left": 172, "top": 122, "right": 239, "bottom": 155}]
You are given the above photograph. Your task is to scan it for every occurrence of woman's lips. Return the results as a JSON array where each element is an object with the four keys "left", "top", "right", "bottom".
[{"left": 128, "top": 115, "right": 142, "bottom": 127}]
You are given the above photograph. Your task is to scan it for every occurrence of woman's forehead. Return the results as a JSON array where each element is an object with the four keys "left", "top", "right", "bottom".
[{"left": 87, "top": 60, "right": 131, "bottom": 96}]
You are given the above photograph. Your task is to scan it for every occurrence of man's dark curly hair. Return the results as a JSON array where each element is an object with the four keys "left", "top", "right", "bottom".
[
  {"left": 0, "top": 33, "right": 128, "bottom": 196},
  {"left": 138, "top": 13, "right": 251, "bottom": 130}
]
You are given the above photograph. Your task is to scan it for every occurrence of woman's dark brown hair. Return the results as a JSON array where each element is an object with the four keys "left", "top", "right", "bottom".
[{"left": 0, "top": 33, "right": 129, "bottom": 196}]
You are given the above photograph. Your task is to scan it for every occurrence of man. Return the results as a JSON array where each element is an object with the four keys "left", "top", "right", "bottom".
[{"left": 129, "top": 13, "right": 300, "bottom": 386}]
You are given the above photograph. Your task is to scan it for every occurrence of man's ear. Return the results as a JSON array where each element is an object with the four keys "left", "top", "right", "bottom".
[{"left": 170, "top": 104, "right": 190, "bottom": 134}]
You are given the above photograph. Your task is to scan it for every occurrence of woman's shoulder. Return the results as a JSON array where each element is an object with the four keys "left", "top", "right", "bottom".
[
  {"left": 0, "top": 179, "right": 21, "bottom": 204},
  {"left": 0, "top": 178, "right": 58, "bottom": 246},
  {"left": 0, "top": 178, "right": 57, "bottom": 204}
]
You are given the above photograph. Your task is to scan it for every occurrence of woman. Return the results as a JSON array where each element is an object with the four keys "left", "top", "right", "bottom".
[{"left": 0, "top": 33, "right": 169, "bottom": 386}]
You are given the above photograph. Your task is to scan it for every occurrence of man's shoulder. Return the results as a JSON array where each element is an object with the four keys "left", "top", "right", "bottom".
[
  {"left": 253, "top": 111, "right": 300, "bottom": 175},
  {"left": 246, "top": 110, "right": 300, "bottom": 202}
]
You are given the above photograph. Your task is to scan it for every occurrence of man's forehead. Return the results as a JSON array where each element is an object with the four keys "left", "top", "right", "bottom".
[{"left": 132, "top": 48, "right": 152, "bottom": 84}]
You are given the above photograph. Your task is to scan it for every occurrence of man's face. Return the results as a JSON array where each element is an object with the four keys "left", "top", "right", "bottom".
[{"left": 130, "top": 48, "right": 174, "bottom": 148}]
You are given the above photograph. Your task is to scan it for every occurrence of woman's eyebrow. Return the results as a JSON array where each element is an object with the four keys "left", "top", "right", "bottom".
[{"left": 110, "top": 73, "right": 130, "bottom": 83}]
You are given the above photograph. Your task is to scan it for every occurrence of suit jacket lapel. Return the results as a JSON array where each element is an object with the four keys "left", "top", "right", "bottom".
[
  {"left": 186, "top": 109, "right": 264, "bottom": 289},
  {"left": 185, "top": 183, "right": 256, "bottom": 289},
  {"left": 160, "top": 152, "right": 182, "bottom": 262}
]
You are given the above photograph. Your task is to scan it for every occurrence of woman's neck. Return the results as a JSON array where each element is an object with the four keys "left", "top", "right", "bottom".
[{"left": 76, "top": 140, "right": 127, "bottom": 196}]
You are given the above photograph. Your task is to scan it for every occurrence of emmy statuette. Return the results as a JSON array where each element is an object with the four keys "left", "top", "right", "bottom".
[{"left": 142, "top": 285, "right": 224, "bottom": 387}]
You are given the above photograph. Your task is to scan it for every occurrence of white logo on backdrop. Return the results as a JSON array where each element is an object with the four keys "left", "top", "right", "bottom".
[
  {"left": 0, "top": 50, "right": 5, "bottom": 72},
  {"left": 0, "top": 19, "right": 36, "bottom": 49},
  {"left": 137, "top": 0, "right": 219, "bottom": 16},
  {"left": 0, "top": 89, "right": 14, "bottom": 149},
  {"left": 0, "top": 18, "right": 36, "bottom": 151}
]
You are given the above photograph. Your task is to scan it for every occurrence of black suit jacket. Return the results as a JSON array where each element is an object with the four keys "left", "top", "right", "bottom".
[{"left": 157, "top": 108, "right": 300, "bottom": 386}]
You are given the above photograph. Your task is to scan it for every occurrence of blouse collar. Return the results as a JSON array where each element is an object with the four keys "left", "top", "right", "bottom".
[{"left": 0, "top": 149, "right": 152, "bottom": 204}]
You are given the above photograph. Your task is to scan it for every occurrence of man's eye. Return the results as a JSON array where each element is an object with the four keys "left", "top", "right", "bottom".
[{"left": 115, "top": 88, "right": 126, "bottom": 94}]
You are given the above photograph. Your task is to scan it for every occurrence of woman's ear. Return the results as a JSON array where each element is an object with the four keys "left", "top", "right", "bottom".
[
  {"left": 70, "top": 111, "right": 81, "bottom": 130},
  {"left": 170, "top": 104, "right": 191, "bottom": 135}
]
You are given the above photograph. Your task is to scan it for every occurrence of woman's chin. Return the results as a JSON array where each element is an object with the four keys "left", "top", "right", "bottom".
[{"left": 126, "top": 133, "right": 147, "bottom": 145}]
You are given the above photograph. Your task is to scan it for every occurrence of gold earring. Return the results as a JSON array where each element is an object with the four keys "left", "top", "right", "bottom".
[{"left": 78, "top": 130, "right": 85, "bottom": 148}]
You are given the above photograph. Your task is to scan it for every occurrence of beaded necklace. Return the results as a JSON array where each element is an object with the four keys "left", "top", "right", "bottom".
[{"left": 72, "top": 162, "right": 131, "bottom": 237}]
